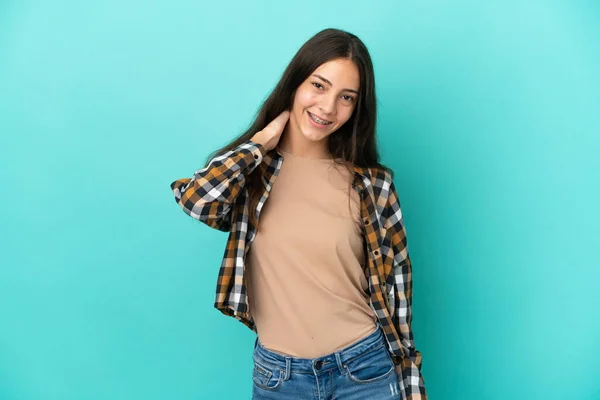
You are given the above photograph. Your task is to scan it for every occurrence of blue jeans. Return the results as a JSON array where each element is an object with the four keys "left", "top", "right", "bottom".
[{"left": 251, "top": 325, "right": 401, "bottom": 399}]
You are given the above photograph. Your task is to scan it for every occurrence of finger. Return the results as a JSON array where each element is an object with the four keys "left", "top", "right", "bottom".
[
  {"left": 264, "top": 111, "right": 290, "bottom": 134},
  {"left": 273, "top": 110, "right": 290, "bottom": 125}
]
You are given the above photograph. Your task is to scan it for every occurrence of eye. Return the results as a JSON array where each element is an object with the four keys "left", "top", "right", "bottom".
[
  {"left": 342, "top": 94, "right": 355, "bottom": 102},
  {"left": 312, "top": 82, "right": 324, "bottom": 90}
]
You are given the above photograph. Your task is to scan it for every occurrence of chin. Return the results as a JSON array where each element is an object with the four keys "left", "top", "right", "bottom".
[
  {"left": 303, "top": 122, "right": 335, "bottom": 140},
  {"left": 301, "top": 127, "right": 329, "bottom": 142}
]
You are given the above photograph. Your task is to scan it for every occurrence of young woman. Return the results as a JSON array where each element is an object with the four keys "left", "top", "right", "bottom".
[{"left": 171, "top": 28, "right": 427, "bottom": 399}]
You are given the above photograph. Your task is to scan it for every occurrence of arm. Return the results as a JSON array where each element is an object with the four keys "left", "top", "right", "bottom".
[
  {"left": 384, "top": 178, "right": 428, "bottom": 399},
  {"left": 170, "top": 139, "right": 266, "bottom": 232}
]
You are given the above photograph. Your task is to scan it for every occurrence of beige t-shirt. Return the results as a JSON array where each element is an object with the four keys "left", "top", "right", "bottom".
[{"left": 245, "top": 148, "right": 378, "bottom": 358}]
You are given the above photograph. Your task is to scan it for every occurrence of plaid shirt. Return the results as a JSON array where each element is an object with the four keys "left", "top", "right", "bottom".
[{"left": 170, "top": 139, "right": 427, "bottom": 399}]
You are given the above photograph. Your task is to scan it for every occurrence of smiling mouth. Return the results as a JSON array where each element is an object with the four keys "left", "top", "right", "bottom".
[{"left": 307, "top": 111, "right": 333, "bottom": 125}]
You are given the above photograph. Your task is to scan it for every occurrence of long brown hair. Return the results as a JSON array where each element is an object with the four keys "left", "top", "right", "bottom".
[{"left": 203, "top": 28, "right": 392, "bottom": 232}]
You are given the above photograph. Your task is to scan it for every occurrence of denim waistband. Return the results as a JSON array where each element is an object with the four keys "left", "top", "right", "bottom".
[{"left": 253, "top": 325, "right": 387, "bottom": 376}]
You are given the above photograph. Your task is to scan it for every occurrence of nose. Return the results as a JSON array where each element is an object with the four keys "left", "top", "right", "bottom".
[{"left": 318, "top": 92, "right": 337, "bottom": 117}]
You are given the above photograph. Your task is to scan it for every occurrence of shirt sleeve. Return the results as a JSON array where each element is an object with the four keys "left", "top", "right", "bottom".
[
  {"left": 170, "top": 139, "right": 266, "bottom": 231},
  {"left": 383, "top": 177, "right": 428, "bottom": 399}
]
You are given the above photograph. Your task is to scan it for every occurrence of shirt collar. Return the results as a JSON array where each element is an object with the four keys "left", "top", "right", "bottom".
[{"left": 267, "top": 147, "right": 371, "bottom": 179}]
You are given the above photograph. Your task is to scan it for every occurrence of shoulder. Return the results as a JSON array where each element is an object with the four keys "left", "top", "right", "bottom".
[
  {"left": 354, "top": 165, "right": 396, "bottom": 210},
  {"left": 355, "top": 165, "right": 392, "bottom": 182},
  {"left": 367, "top": 166, "right": 395, "bottom": 196}
]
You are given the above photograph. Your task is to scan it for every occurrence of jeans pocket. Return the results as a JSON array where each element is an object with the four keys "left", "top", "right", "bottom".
[
  {"left": 252, "top": 358, "right": 283, "bottom": 390},
  {"left": 343, "top": 343, "right": 395, "bottom": 384}
]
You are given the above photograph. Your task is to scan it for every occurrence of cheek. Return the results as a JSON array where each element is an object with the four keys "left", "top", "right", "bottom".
[
  {"left": 293, "top": 89, "right": 317, "bottom": 111},
  {"left": 337, "top": 107, "right": 355, "bottom": 125}
]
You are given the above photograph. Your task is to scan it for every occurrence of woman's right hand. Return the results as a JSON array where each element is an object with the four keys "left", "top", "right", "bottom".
[{"left": 251, "top": 110, "right": 290, "bottom": 151}]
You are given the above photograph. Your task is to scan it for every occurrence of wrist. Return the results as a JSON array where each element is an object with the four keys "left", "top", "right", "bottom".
[{"left": 250, "top": 135, "right": 267, "bottom": 150}]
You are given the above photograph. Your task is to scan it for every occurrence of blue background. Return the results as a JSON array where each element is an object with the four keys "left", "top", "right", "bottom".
[{"left": 1, "top": 1, "right": 599, "bottom": 399}]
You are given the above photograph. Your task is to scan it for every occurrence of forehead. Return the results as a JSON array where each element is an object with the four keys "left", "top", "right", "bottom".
[{"left": 312, "top": 58, "right": 360, "bottom": 90}]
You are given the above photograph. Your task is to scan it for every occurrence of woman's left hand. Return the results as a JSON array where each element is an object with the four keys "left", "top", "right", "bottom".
[{"left": 394, "top": 364, "right": 402, "bottom": 379}]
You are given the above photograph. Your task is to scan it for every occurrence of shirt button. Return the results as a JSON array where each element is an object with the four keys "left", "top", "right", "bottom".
[
  {"left": 315, "top": 360, "right": 323, "bottom": 370},
  {"left": 254, "top": 154, "right": 259, "bottom": 159},
  {"left": 364, "top": 218, "right": 370, "bottom": 225},
  {"left": 374, "top": 250, "right": 379, "bottom": 256}
]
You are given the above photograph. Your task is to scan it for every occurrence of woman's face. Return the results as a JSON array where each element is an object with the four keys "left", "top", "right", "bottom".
[{"left": 289, "top": 58, "right": 360, "bottom": 143}]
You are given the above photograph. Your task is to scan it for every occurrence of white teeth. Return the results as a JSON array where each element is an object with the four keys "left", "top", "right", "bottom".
[{"left": 308, "top": 112, "right": 332, "bottom": 125}]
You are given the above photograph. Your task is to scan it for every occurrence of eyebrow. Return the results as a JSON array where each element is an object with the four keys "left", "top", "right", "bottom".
[{"left": 312, "top": 74, "right": 359, "bottom": 95}]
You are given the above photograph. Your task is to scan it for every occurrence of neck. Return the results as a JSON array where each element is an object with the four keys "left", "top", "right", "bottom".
[{"left": 278, "top": 121, "right": 331, "bottom": 159}]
